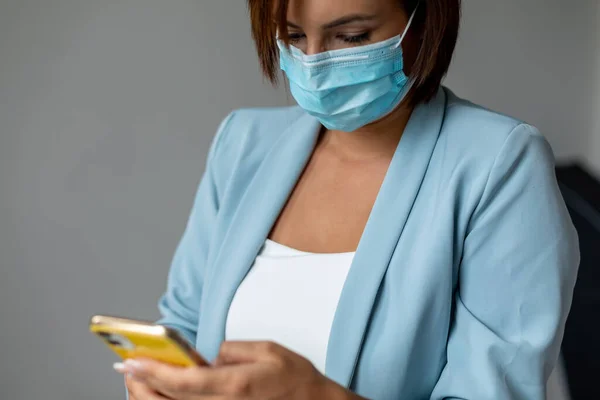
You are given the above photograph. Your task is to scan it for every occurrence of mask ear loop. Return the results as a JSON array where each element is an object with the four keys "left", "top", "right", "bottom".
[{"left": 393, "top": 2, "right": 420, "bottom": 49}]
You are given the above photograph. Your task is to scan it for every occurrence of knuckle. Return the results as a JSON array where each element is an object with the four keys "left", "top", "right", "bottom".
[
  {"left": 261, "top": 341, "right": 279, "bottom": 354},
  {"left": 228, "top": 375, "right": 252, "bottom": 396},
  {"left": 261, "top": 341, "right": 286, "bottom": 365},
  {"left": 172, "top": 377, "right": 192, "bottom": 393},
  {"left": 301, "top": 356, "right": 315, "bottom": 370},
  {"left": 218, "top": 343, "right": 231, "bottom": 359},
  {"left": 188, "top": 369, "right": 208, "bottom": 391},
  {"left": 272, "top": 354, "right": 289, "bottom": 370}
]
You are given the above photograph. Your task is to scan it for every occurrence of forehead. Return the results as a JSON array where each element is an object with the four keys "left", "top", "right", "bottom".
[{"left": 286, "top": 0, "right": 399, "bottom": 23}]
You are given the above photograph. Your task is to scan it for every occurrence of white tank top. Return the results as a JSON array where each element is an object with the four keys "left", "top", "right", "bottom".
[{"left": 225, "top": 239, "right": 355, "bottom": 373}]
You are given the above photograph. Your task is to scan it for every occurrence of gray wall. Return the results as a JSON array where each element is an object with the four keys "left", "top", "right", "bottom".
[
  {"left": 446, "top": 0, "right": 599, "bottom": 167},
  {"left": 0, "top": 1, "right": 596, "bottom": 399},
  {"left": 0, "top": 1, "right": 287, "bottom": 399}
]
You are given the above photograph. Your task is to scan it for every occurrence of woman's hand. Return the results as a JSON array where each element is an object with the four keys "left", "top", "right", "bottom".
[
  {"left": 117, "top": 341, "right": 365, "bottom": 400},
  {"left": 125, "top": 374, "right": 171, "bottom": 400}
]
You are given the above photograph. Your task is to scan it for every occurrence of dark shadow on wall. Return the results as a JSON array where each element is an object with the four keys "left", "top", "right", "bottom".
[{"left": 557, "top": 164, "right": 600, "bottom": 399}]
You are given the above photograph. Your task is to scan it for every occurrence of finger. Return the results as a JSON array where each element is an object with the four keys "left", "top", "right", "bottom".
[
  {"left": 124, "top": 359, "right": 191, "bottom": 394},
  {"left": 126, "top": 374, "right": 171, "bottom": 400},
  {"left": 217, "top": 341, "right": 286, "bottom": 365},
  {"left": 125, "top": 358, "right": 237, "bottom": 396}
]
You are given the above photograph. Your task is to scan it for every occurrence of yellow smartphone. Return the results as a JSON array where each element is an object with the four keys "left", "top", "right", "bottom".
[{"left": 89, "top": 315, "right": 208, "bottom": 367}]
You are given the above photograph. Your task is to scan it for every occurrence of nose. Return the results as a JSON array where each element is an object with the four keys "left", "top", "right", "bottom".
[{"left": 305, "top": 39, "right": 326, "bottom": 56}]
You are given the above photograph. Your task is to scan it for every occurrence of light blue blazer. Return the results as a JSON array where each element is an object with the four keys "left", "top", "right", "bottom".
[{"left": 157, "top": 88, "right": 579, "bottom": 399}]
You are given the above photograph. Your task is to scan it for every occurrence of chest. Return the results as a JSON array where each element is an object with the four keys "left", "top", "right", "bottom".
[{"left": 270, "top": 147, "right": 391, "bottom": 253}]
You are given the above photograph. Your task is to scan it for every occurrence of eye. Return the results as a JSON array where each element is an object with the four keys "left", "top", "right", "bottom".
[
  {"left": 288, "top": 32, "right": 306, "bottom": 44},
  {"left": 337, "top": 32, "right": 371, "bottom": 45}
]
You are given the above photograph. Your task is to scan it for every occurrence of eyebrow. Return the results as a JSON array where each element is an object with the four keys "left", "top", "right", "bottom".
[{"left": 286, "top": 14, "right": 378, "bottom": 30}]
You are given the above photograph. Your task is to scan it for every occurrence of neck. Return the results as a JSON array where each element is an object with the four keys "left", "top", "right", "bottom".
[{"left": 320, "top": 103, "right": 415, "bottom": 161}]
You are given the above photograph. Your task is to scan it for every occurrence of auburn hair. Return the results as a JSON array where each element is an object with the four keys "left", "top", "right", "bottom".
[{"left": 247, "top": 0, "right": 461, "bottom": 105}]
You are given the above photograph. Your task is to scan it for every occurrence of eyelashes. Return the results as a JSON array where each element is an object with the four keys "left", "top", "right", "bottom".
[
  {"left": 287, "top": 32, "right": 372, "bottom": 46},
  {"left": 339, "top": 32, "right": 371, "bottom": 44},
  {"left": 287, "top": 33, "right": 305, "bottom": 44}
]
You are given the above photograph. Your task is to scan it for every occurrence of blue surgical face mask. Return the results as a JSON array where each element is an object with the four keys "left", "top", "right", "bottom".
[{"left": 277, "top": 8, "right": 418, "bottom": 132}]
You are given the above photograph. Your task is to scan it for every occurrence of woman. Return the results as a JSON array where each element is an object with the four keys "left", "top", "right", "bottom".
[{"left": 117, "top": 0, "right": 579, "bottom": 398}]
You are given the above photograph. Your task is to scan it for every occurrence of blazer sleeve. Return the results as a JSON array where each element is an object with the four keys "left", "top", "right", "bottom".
[
  {"left": 155, "top": 112, "right": 236, "bottom": 345},
  {"left": 430, "top": 124, "right": 580, "bottom": 400}
]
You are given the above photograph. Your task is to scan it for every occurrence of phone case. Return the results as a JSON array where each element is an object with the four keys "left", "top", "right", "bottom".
[{"left": 89, "top": 315, "right": 207, "bottom": 367}]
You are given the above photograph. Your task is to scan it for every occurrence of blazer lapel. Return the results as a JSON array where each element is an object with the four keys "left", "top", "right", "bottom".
[
  {"left": 197, "top": 112, "right": 322, "bottom": 361},
  {"left": 325, "top": 88, "right": 448, "bottom": 387}
]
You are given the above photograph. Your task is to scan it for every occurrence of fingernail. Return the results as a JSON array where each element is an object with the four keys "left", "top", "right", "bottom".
[
  {"left": 124, "top": 359, "right": 144, "bottom": 373},
  {"left": 113, "top": 362, "right": 126, "bottom": 373}
]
